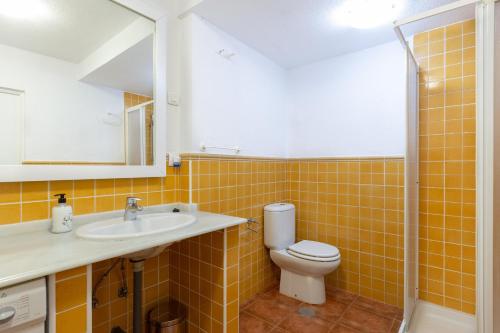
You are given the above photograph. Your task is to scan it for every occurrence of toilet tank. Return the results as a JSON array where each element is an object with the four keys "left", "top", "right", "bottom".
[{"left": 264, "top": 203, "right": 295, "bottom": 250}]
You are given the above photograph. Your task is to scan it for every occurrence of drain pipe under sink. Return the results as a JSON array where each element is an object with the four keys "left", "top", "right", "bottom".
[{"left": 131, "top": 260, "right": 144, "bottom": 333}]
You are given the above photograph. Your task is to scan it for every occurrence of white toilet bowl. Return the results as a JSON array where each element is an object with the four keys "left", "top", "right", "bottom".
[
  {"left": 264, "top": 203, "right": 341, "bottom": 304},
  {"left": 270, "top": 240, "right": 341, "bottom": 304}
]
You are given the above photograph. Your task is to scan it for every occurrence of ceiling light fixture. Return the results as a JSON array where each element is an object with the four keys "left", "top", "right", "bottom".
[
  {"left": 331, "top": 0, "right": 403, "bottom": 29},
  {"left": 0, "top": 0, "right": 51, "bottom": 20}
]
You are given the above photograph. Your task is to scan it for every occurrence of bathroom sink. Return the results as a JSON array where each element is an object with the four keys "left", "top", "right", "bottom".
[{"left": 76, "top": 213, "right": 196, "bottom": 241}]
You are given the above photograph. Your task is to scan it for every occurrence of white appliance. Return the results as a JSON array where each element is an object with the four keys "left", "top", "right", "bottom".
[{"left": 0, "top": 278, "right": 46, "bottom": 333}]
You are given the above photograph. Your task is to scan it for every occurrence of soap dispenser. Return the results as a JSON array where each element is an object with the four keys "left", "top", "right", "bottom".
[{"left": 51, "top": 194, "right": 73, "bottom": 233}]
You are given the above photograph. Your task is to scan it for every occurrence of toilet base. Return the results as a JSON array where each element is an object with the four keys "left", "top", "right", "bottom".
[{"left": 279, "top": 269, "right": 326, "bottom": 304}]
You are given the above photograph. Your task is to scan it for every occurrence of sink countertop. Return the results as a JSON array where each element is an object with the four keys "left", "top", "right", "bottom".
[{"left": 0, "top": 203, "right": 246, "bottom": 289}]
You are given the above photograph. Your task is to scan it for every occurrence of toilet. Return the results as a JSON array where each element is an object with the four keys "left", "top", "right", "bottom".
[{"left": 264, "top": 203, "right": 341, "bottom": 304}]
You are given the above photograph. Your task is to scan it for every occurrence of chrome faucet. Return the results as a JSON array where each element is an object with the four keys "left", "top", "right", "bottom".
[{"left": 124, "top": 197, "right": 143, "bottom": 221}]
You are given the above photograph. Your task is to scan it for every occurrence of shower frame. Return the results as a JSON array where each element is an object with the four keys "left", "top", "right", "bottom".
[{"left": 393, "top": 0, "right": 496, "bottom": 332}]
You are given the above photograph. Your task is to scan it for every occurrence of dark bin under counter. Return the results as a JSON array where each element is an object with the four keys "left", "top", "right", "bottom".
[{"left": 148, "top": 299, "right": 187, "bottom": 333}]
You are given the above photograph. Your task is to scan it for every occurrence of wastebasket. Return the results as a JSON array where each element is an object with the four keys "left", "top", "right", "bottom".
[{"left": 148, "top": 299, "right": 187, "bottom": 333}]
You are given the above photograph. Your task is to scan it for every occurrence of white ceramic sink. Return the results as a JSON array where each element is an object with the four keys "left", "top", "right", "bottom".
[{"left": 76, "top": 213, "right": 196, "bottom": 241}]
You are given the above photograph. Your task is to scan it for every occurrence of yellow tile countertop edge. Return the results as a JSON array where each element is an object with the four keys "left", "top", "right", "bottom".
[{"left": 0, "top": 203, "right": 246, "bottom": 288}]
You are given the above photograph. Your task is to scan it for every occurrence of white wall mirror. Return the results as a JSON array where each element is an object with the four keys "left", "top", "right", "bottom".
[{"left": 0, "top": 0, "right": 167, "bottom": 181}]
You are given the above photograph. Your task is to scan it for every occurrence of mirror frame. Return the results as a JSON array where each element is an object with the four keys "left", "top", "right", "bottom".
[{"left": 0, "top": 0, "right": 168, "bottom": 182}]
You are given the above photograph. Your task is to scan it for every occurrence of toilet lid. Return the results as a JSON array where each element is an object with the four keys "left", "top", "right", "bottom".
[{"left": 288, "top": 240, "right": 340, "bottom": 259}]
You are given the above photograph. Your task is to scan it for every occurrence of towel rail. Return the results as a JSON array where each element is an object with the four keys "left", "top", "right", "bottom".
[{"left": 200, "top": 143, "right": 240, "bottom": 153}]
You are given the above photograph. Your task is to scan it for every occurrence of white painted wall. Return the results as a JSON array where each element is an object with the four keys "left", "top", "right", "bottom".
[
  {"left": 78, "top": 17, "right": 155, "bottom": 96},
  {"left": 165, "top": 0, "right": 182, "bottom": 153},
  {"left": 0, "top": 0, "right": 407, "bottom": 168},
  {"left": 287, "top": 41, "right": 406, "bottom": 157},
  {"left": 165, "top": 5, "right": 406, "bottom": 158},
  {"left": 0, "top": 43, "right": 125, "bottom": 163},
  {"left": 0, "top": 89, "right": 23, "bottom": 164},
  {"left": 178, "top": 14, "right": 289, "bottom": 157}
]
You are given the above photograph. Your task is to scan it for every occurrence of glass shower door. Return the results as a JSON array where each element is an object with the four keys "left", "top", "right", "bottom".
[
  {"left": 404, "top": 47, "right": 419, "bottom": 331},
  {"left": 126, "top": 107, "right": 145, "bottom": 165}
]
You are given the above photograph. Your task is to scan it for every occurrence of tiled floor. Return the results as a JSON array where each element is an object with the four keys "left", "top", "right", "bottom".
[{"left": 240, "top": 287, "right": 403, "bottom": 333}]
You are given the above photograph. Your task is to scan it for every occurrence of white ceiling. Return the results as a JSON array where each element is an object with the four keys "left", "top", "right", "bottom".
[
  {"left": 191, "top": 0, "right": 473, "bottom": 68},
  {"left": 81, "top": 35, "right": 154, "bottom": 97},
  {"left": 0, "top": 0, "right": 148, "bottom": 63}
]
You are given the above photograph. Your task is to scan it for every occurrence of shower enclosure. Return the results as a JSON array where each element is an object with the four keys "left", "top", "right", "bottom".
[
  {"left": 395, "top": 0, "right": 495, "bottom": 332},
  {"left": 126, "top": 100, "right": 155, "bottom": 166},
  {"left": 403, "top": 44, "right": 419, "bottom": 328}
]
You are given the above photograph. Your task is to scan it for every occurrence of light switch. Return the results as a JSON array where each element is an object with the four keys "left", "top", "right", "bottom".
[{"left": 167, "top": 92, "right": 180, "bottom": 106}]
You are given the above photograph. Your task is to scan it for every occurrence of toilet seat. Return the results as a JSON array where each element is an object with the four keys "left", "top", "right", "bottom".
[
  {"left": 287, "top": 240, "right": 340, "bottom": 262},
  {"left": 287, "top": 251, "right": 340, "bottom": 262}
]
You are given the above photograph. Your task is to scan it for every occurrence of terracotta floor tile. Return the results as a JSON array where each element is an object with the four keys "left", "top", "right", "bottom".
[
  {"left": 352, "top": 297, "right": 403, "bottom": 319},
  {"left": 270, "top": 328, "right": 287, "bottom": 333},
  {"left": 340, "top": 307, "right": 394, "bottom": 333},
  {"left": 390, "top": 319, "right": 402, "bottom": 333},
  {"left": 327, "top": 289, "right": 358, "bottom": 305},
  {"left": 299, "top": 295, "right": 348, "bottom": 322},
  {"left": 242, "top": 286, "right": 400, "bottom": 333},
  {"left": 279, "top": 311, "right": 332, "bottom": 333},
  {"left": 240, "top": 299, "right": 255, "bottom": 311},
  {"left": 329, "top": 324, "right": 362, "bottom": 333},
  {"left": 246, "top": 298, "right": 294, "bottom": 325},
  {"left": 260, "top": 288, "right": 302, "bottom": 307},
  {"left": 239, "top": 311, "right": 274, "bottom": 333}
]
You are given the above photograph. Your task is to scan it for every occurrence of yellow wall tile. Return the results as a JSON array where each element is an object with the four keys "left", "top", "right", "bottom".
[
  {"left": 56, "top": 304, "right": 87, "bottom": 333},
  {"left": 74, "top": 180, "right": 95, "bottom": 197},
  {"left": 114, "top": 179, "right": 132, "bottom": 195},
  {"left": 429, "top": 41, "right": 444, "bottom": 56},
  {"left": 74, "top": 197, "right": 95, "bottom": 215},
  {"left": 0, "top": 183, "right": 21, "bottom": 203},
  {"left": 463, "top": 62, "right": 476, "bottom": 76},
  {"left": 147, "top": 192, "right": 162, "bottom": 206},
  {"left": 414, "top": 32, "right": 429, "bottom": 46},
  {"left": 56, "top": 275, "right": 87, "bottom": 312},
  {"left": 50, "top": 181, "right": 74, "bottom": 199},
  {"left": 446, "top": 22, "right": 463, "bottom": 38},
  {"left": 132, "top": 178, "right": 148, "bottom": 193},
  {"left": 463, "top": 33, "right": 475, "bottom": 48},
  {"left": 0, "top": 166, "right": 178, "bottom": 226},
  {"left": 446, "top": 50, "right": 463, "bottom": 65},
  {"left": 464, "top": 47, "right": 475, "bottom": 62},
  {"left": 95, "top": 179, "right": 114, "bottom": 196},
  {"left": 0, "top": 204, "right": 21, "bottom": 225},
  {"left": 22, "top": 182, "right": 48, "bottom": 201},
  {"left": 429, "top": 28, "right": 445, "bottom": 42},
  {"left": 463, "top": 20, "right": 475, "bottom": 34},
  {"left": 96, "top": 196, "right": 114, "bottom": 213},
  {"left": 56, "top": 266, "right": 86, "bottom": 280},
  {"left": 446, "top": 36, "right": 462, "bottom": 52},
  {"left": 22, "top": 201, "right": 49, "bottom": 222},
  {"left": 415, "top": 19, "right": 476, "bottom": 314}
]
